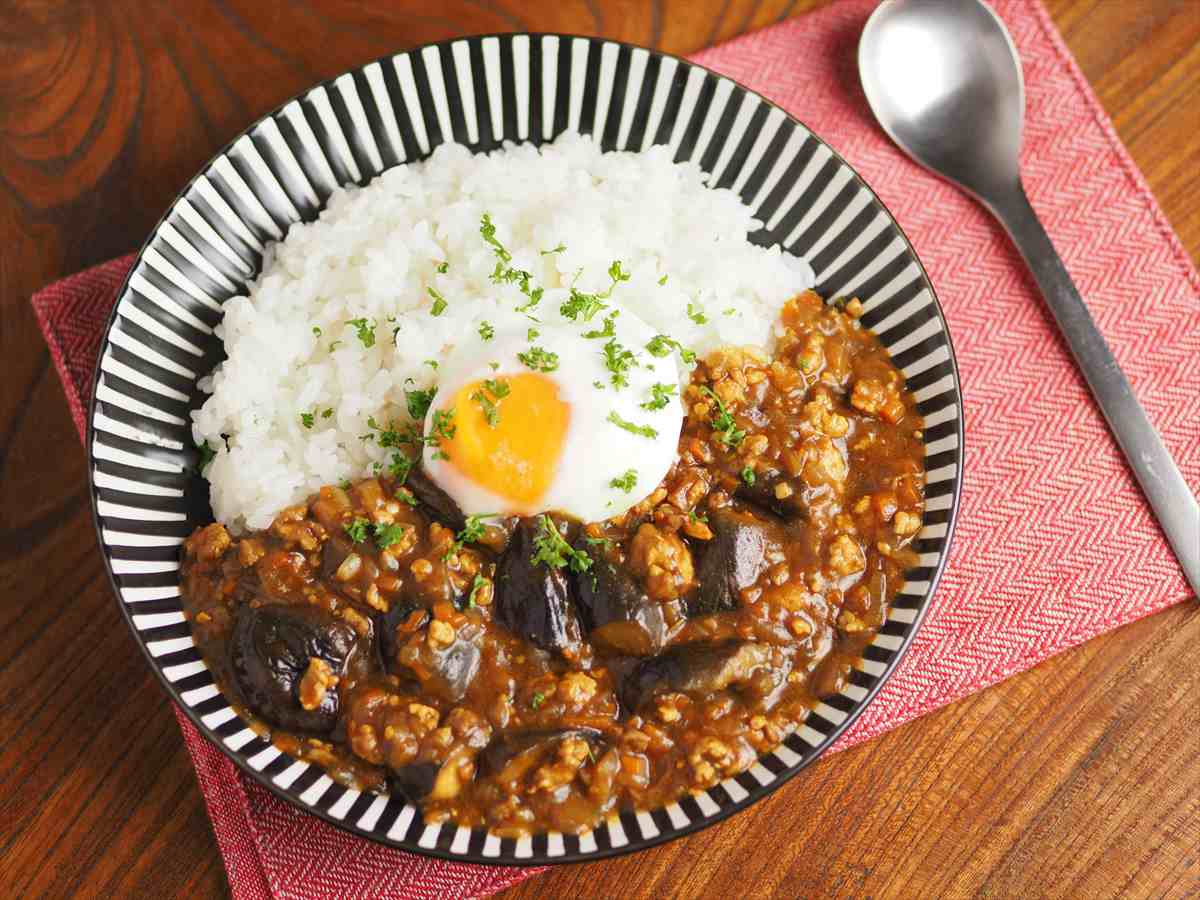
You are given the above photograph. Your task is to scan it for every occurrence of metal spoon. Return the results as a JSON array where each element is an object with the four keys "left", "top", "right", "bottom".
[{"left": 858, "top": 0, "right": 1199, "bottom": 595}]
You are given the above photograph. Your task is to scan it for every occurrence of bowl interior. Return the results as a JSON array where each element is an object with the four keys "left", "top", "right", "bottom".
[{"left": 87, "top": 33, "right": 963, "bottom": 865}]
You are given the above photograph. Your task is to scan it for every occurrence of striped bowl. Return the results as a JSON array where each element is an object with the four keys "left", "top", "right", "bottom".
[{"left": 87, "top": 34, "right": 964, "bottom": 864}]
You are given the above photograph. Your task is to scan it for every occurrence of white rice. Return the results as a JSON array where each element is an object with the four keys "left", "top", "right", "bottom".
[{"left": 192, "top": 133, "right": 814, "bottom": 531}]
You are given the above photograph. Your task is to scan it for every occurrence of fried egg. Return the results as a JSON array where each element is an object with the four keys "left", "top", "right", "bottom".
[{"left": 422, "top": 306, "right": 685, "bottom": 522}]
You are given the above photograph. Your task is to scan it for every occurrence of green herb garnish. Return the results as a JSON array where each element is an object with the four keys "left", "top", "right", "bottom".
[
  {"left": 531, "top": 692, "right": 545, "bottom": 709},
  {"left": 373, "top": 522, "right": 407, "bottom": 549},
  {"left": 424, "top": 359, "right": 439, "bottom": 370},
  {"left": 610, "top": 469, "right": 638, "bottom": 492},
  {"left": 527, "top": 327, "right": 540, "bottom": 341},
  {"left": 388, "top": 452, "right": 413, "bottom": 484},
  {"left": 699, "top": 386, "right": 746, "bottom": 448},
  {"left": 559, "top": 260, "right": 630, "bottom": 322},
  {"left": 344, "top": 517, "right": 370, "bottom": 543},
  {"left": 428, "top": 286, "right": 448, "bottom": 316},
  {"left": 195, "top": 440, "right": 216, "bottom": 473},
  {"left": 601, "top": 338, "right": 638, "bottom": 389},
  {"left": 300, "top": 412, "right": 315, "bottom": 429},
  {"left": 582, "top": 312, "right": 618, "bottom": 340},
  {"left": 445, "top": 513, "right": 497, "bottom": 560},
  {"left": 467, "top": 573, "right": 487, "bottom": 607},
  {"left": 405, "top": 383, "right": 437, "bottom": 421},
  {"left": 687, "top": 302, "right": 708, "bottom": 325},
  {"left": 741, "top": 466, "right": 756, "bottom": 486},
  {"left": 478, "top": 321, "right": 495, "bottom": 341},
  {"left": 640, "top": 382, "right": 677, "bottom": 411},
  {"left": 518, "top": 346, "right": 559, "bottom": 372},
  {"left": 658, "top": 274, "right": 668, "bottom": 286},
  {"left": 312, "top": 326, "right": 322, "bottom": 337},
  {"left": 346, "top": 318, "right": 376, "bottom": 348},
  {"left": 645, "top": 334, "right": 696, "bottom": 365},
  {"left": 541, "top": 243, "right": 566, "bottom": 255},
  {"left": 429, "top": 407, "right": 457, "bottom": 459},
  {"left": 322, "top": 408, "right": 334, "bottom": 419},
  {"left": 471, "top": 378, "right": 510, "bottom": 427},
  {"left": 607, "top": 411, "right": 658, "bottom": 439},
  {"left": 530, "top": 514, "right": 592, "bottom": 573},
  {"left": 436, "top": 260, "right": 449, "bottom": 274}
]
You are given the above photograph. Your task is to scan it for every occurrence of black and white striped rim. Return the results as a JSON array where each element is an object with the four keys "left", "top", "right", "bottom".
[{"left": 87, "top": 34, "right": 964, "bottom": 865}]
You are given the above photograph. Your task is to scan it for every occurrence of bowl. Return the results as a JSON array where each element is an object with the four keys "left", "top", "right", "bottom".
[{"left": 87, "top": 33, "right": 964, "bottom": 865}]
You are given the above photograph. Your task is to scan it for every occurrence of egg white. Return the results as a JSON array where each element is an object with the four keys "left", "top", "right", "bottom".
[{"left": 422, "top": 305, "right": 685, "bottom": 523}]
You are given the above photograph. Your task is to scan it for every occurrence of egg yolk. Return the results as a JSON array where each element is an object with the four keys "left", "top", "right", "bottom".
[{"left": 441, "top": 373, "right": 571, "bottom": 509}]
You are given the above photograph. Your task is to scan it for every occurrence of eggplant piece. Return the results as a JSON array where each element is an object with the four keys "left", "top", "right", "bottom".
[
  {"left": 574, "top": 542, "right": 679, "bottom": 656},
  {"left": 423, "top": 636, "right": 482, "bottom": 703},
  {"left": 380, "top": 604, "right": 480, "bottom": 703},
  {"left": 405, "top": 467, "right": 466, "bottom": 532},
  {"left": 374, "top": 598, "right": 428, "bottom": 671},
  {"left": 735, "top": 469, "right": 808, "bottom": 520},
  {"left": 691, "top": 507, "right": 786, "bottom": 615},
  {"left": 387, "top": 761, "right": 441, "bottom": 804},
  {"left": 494, "top": 519, "right": 583, "bottom": 655},
  {"left": 478, "top": 728, "right": 605, "bottom": 778},
  {"left": 620, "top": 640, "right": 771, "bottom": 712},
  {"left": 229, "top": 604, "right": 362, "bottom": 733}
]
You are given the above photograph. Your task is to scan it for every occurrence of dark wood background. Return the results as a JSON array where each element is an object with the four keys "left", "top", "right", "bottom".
[{"left": 2, "top": 1, "right": 1197, "bottom": 897}]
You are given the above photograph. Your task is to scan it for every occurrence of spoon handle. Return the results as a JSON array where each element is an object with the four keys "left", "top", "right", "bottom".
[{"left": 985, "top": 181, "right": 1199, "bottom": 596}]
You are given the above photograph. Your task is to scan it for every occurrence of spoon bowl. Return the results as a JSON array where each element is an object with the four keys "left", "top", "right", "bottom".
[{"left": 859, "top": 0, "right": 1024, "bottom": 200}]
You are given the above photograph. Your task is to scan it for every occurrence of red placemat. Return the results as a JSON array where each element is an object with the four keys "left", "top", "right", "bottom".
[{"left": 32, "top": 0, "right": 1199, "bottom": 896}]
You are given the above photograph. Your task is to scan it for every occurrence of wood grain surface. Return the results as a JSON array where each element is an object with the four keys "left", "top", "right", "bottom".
[{"left": 1, "top": 1, "right": 1197, "bottom": 898}]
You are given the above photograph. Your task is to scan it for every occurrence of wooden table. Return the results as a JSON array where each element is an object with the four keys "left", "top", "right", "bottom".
[{"left": 2, "top": 1, "right": 1197, "bottom": 897}]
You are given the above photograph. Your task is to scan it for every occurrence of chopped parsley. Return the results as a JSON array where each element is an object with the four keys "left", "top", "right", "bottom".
[
  {"left": 607, "top": 410, "right": 658, "bottom": 439},
  {"left": 478, "top": 321, "right": 495, "bottom": 341},
  {"left": 445, "top": 513, "right": 497, "bottom": 560},
  {"left": 559, "top": 260, "right": 630, "bottom": 322},
  {"left": 388, "top": 452, "right": 414, "bottom": 484},
  {"left": 395, "top": 484, "right": 418, "bottom": 505},
  {"left": 584, "top": 534, "right": 614, "bottom": 549},
  {"left": 424, "top": 359, "right": 439, "bottom": 370},
  {"left": 658, "top": 274, "right": 668, "bottom": 286},
  {"left": 700, "top": 386, "right": 746, "bottom": 448},
  {"left": 741, "top": 466, "right": 756, "bottom": 486},
  {"left": 346, "top": 318, "right": 376, "bottom": 348},
  {"left": 593, "top": 380, "right": 605, "bottom": 390},
  {"left": 328, "top": 340, "right": 343, "bottom": 351},
  {"left": 428, "top": 286, "right": 448, "bottom": 316},
  {"left": 471, "top": 378, "right": 510, "bottom": 427},
  {"left": 601, "top": 338, "right": 638, "bottom": 389},
  {"left": 467, "top": 573, "right": 488, "bottom": 607},
  {"left": 582, "top": 313, "right": 618, "bottom": 340},
  {"left": 405, "top": 383, "right": 437, "bottom": 421},
  {"left": 610, "top": 469, "right": 638, "bottom": 492},
  {"left": 373, "top": 522, "right": 407, "bottom": 549},
  {"left": 530, "top": 514, "right": 593, "bottom": 573},
  {"left": 687, "top": 302, "right": 708, "bottom": 325},
  {"left": 311, "top": 326, "right": 322, "bottom": 337},
  {"left": 689, "top": 509, "right": 709, "bottom": 524},
  {"left": 322, "top": 408, "right": 334, "bottom": 419},
  {"left": 640, "top": 382, "right": 677, "bottom": 411},
  {"left": 541, "top": 243, "right": 566, "bottom": 255},
  {"left": 195, "top": 440, "right": 216, "bottom": 473},
  {"left": 480, "top": 213, "right": 543, "bottom": 315},
  {"left": 645, "top": 334, "right": 697, "bottom": 365},
  {"left": 518, "top": 346, "right": 559, "bottom": 372},
  {"left": 530, "top": 692, "right": 545, "bottom": 709},
  {"left": 429, "top": 407, "right": 457, "bottom": 459},
  {"left": 723, "top": 307, "right": 737, "bottom": 316},
  {"left": 527, "top": 327, "right": 540, "bottom": 341},
  {"left": 435, "top": 260, "right": 449, "bottom": 274},
  {"left": 300, "top": 412, "right": 315, "bottom": 429},
  {"left": 344, "top": 517, "right": 370, "bottom": 543}
]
